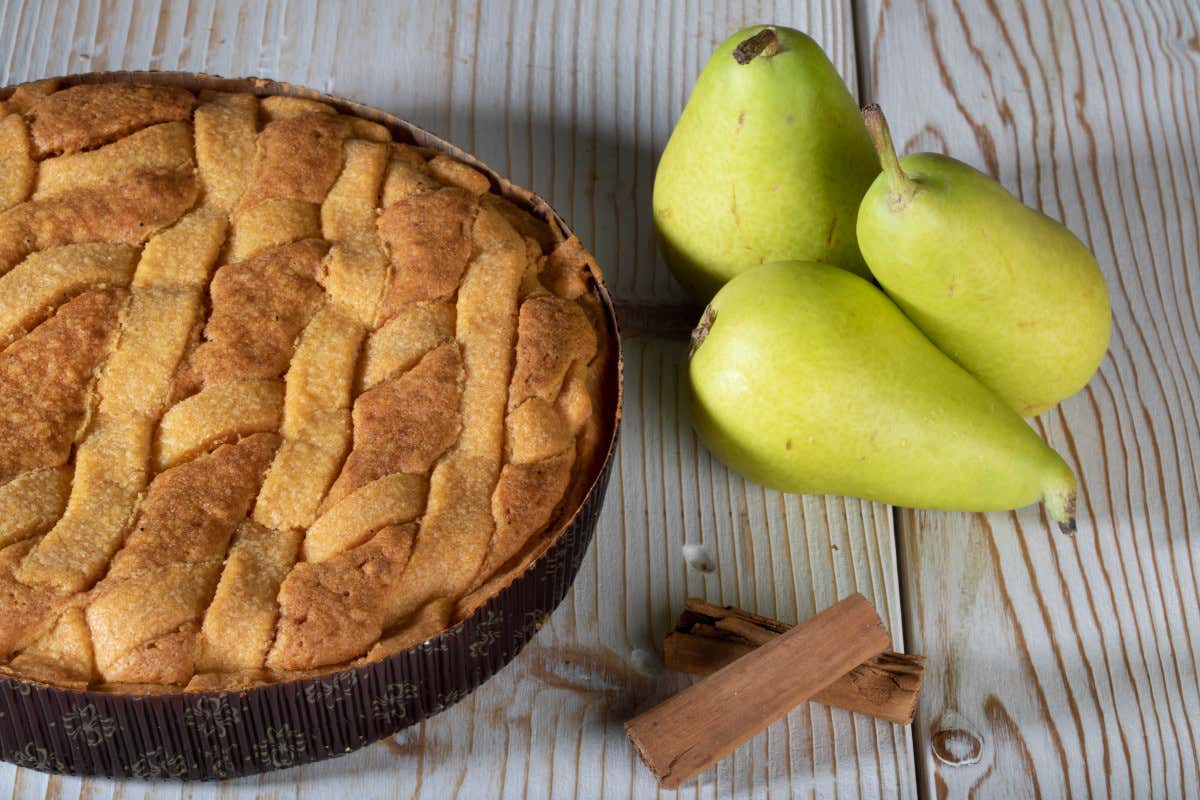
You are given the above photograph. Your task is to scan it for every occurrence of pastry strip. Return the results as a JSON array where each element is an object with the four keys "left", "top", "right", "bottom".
[
  {"left": 26, "top": 83, "right": 194, "bottom": 157},
  {"left": 18, "top": 212, "right": 229, "bottom": 591},
  {"left": 358, "top": 301, "right": 456, "bottom": 391},
  {"left": 0, "top": 290, "right": 125, "bottom": 484},
  {"left": 85, "top": 434, "right": 278, "bottom": 684},
  {"left": 380, "top": 145, "right": 439, "bottom": 208},
  {"left": 227, "top": 198, "right": 321, "bottom": 262},
  {"left": 154, "top": 380, "right": 285, "bottom": 471},
  {"left": 16, "top": 414, "right": 151, "bottom": 592},
  {"left": 386, "top": 205, "right": 526, "bottom": 620},
  {"left": 0, "top": 243, "right": 137, "bottom": 347},
  {"left": 258, "top": 96, "right": 389, "bottom": 144},
  {"left": 320, "top": 138, "right": 390, "bottom": 327},
  {"left": 363, "top": 598, "right": 454, "bottom": 662},
  {"left": 194, "top": 91, "right": 258, "bottom": 213},
  {"left": 268, "top": 523, "right": 416, "bottom": 669},
  {"left": 321, "top": 139, "right": 390, "bottom": 241},
  {"left": 325, "top": 342, "right": 463, "bottom": 509},
  {"left": 3, "top": 79, "right": 59, "bottom": 115},
  {"left": 253, "top": 305, "right": 363, "bottom": 530},
  {"left": 226, "top": 112, "right": 348, "bottom": 260},
  {"left": 35, "top": 121, "right": 194, "bottom": 198},
  {"left": 376, "top": 186, "right": 477, "bottom": 317},
  {"left": 198, "top": 253, "right": 361, "bottom": 670},
  {"left": 189, "top": 238, "right": 327, "bottom": 385},
  {"left": 0, "top": 539, "right": 67, "bottom": 656},
  {"left": 0, "top": 114, "right": 34, "bottom": 211},
  {"left": 4, "top": 606, "right": 93, "bottom": 687},
  {"left": 195, "top": 521, "right": 302, "bottom": 672},
  {"left": 472, "top": 296, "right": 596, "bottom": 586},
  {"left": 0, "top": 168, "right": 198, "bottom": 275},
  {"left": 426, "top": 155, "right": 490, "bottom": 195},
  {"left": 0, "top": 466, "right": 73, "bottom": 550},
  {"left": 260, "top": 95, "right": 335, "bottom": 121},
  {"left": 303, "top": 472, "right": 428, "bottom": 563}
]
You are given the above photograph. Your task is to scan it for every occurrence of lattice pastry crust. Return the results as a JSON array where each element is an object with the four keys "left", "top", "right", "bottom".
[{"left": 0, "top": 80, "right": 608, "bottom": 691}]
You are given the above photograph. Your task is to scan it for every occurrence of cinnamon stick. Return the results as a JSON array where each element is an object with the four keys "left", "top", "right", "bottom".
[
  {"left": 664, "top": 599, "right": 926, "bottom": 725},
  {"left": 625, "top": 593, "right": 890, "bottom": 789}
]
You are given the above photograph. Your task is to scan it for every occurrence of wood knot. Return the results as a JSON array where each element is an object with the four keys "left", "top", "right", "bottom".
[{"left": 931, "top": 728, "right": 983, "bottom": 766}]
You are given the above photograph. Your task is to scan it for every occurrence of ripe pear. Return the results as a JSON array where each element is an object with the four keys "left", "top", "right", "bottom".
[
  {"left": 688, "top": 261, "right": 1078, "bottom": 530},
  {"left": 653, "top": 26, "right": 879, "bottom": 300},
  {"left": 856, "top": 105, "right": 1111, "bottom": 416}
]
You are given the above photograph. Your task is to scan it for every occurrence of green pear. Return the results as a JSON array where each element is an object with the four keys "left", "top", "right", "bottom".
[
  {"left": 653, "top": 26, "right": 879, "bottom": 300},
  {"left": 688, "top": 261, "right": 1078, "bottom": 530},
  {"left": 856, "top": 105, "right": 1111, "bottom": 416}
]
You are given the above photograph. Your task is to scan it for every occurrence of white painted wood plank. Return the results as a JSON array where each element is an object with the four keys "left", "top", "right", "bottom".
[
  {"left": 862, "top": 0, "right": 1200, "bottom": 796},
  {"left": 0, "top": 1, "right": 913, "bottom": 798}
]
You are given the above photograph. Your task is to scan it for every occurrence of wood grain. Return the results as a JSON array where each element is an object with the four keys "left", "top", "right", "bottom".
[
  {"left": 0, "top": 1, "right": 915, "bottom": 797},
  {"left": 861, "top": 0, "right": 1200, "bottom": 796}
]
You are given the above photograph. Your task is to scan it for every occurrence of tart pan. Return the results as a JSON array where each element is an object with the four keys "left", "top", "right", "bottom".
[{"left": 0, "top": 71, "right": 622, "bottom": 780}]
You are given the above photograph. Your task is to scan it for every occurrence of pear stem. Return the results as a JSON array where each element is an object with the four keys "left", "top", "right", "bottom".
[
  {"left": 862, "top": 104, "right": 917, "bottom": 206},
  {"left": 689, "top": 306, "right": 717, "bottom": 359},
  {"left": 733, "top": 28, "right": 782, "bottom": 64}
]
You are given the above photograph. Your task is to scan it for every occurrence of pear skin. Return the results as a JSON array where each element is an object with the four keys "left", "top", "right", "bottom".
[
  {"left": 688, "top": 261, "right": 1077, "bottom": 530},
  {"left": 653, "top": 26, "right": 879, "bottom": 301},
  {"left": 856, "top": 105, "right": 1111, "bottom": 416}
]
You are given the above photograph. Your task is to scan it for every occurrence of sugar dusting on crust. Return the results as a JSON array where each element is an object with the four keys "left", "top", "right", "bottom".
[{"left": 0, "top": 79, "right": 611, "bottom": 690}]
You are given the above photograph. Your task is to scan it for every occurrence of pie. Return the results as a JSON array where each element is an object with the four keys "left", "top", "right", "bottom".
[{"left": 0, "top": 79, "right": 609, "bottom": 692}]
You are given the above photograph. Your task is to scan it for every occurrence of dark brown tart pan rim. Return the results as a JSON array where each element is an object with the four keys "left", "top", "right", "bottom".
[{"left": 0, "top": 70, "right": 624, "bottom": 780}]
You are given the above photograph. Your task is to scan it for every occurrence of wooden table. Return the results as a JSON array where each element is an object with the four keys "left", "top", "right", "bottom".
[{"left": 2, "top": 1, "right": 1197, "bottom": 796}]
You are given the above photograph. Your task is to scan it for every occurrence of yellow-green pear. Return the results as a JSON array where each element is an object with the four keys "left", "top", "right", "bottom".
[
  {"left": 688, "top": 261, "right": 1078, "bottom": 530},
  {"left": 856, "top": 105, "right": 1111, "bottom": 416},
  {"left": 653, "top": 26, "right": 879, "bottom": 300}
]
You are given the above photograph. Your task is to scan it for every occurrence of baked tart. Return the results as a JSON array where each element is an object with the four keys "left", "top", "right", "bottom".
[{"left": 0, "top": 78, "right": 611, "bottom": 693}]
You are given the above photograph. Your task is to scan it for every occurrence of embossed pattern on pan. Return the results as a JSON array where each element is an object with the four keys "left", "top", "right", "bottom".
[{"left": 0, "top": 70, "right": 622, "bottom": 779}]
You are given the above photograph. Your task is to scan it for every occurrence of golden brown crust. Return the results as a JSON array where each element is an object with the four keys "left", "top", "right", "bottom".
[
  {"left": 104, "top": 433, "right": 279, "bottom": 577},
  {"left": 0, "top": 80, "right": 609, "bottom": 691},
  {"left": 194, "top": 91, "right": 257, "bottom": 212},
  {"left": 26, "top": 83, "right": 194, "bottom": 157},
  {"left": 35, "top": 121, "right": 195, "bottom": 199},
  {"left": 381, "top": 146, "right": 440, "bottom": 207},
  {"left": 483, "top": 448, "right": 575, "bottom": 579},
  {"left": 426, "top": 155, "right": 491, "bottom": 195},
  {"left": 87, "top": 433, "right": 279, "bottom": 684},
  {"left": 196, "top": 522, "right": 301, "bottom": 672},
  {"left": 0, "top": 168, "right": 198, "bottom": 275},
  {"left": 240, "top": 113, "right": 348, "bottom": 208},
  {"left": 377, "top": 186, "right": 478, "bottom": 317},
  {"left": 509, "top": 294, "right": 598, "bottom": 408},
  {"left": 481, "top": 193, "right": 558, "bottom": 252},
  {"left": 268, "top": 523, "right": 416, "bottom": 669},
  {"left": 324, "top": 342, "right": 463, "bottom": 509},
  {"left": 190, "top": 239, "right": 328, "bottom": 386},
  {"left": 542, "top": 236, "right": 595, "bottom": 300},
  {"left": 361, "top": 598, "right": 454, "bottom": 662},
  {"left": 0, "top": 466, "right": 73, "bottom": 550},
  {"left": 5, "top": 80, "right": 60, "bottom": 116},
  {"left": 0, "top": 289, "right": 125, "bottom": 483},
  {"left": 0, "top": 539, "right": 71, "bottom": 658},
  {"left": 7, "top": 606, "right": 95, "bottom": 687},
  {"left": 0, "top": 113, "right": 35, "bottom": 211}
]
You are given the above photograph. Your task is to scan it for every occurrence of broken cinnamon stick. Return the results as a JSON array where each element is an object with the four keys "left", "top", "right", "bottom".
[
  {"left": 625, "top": 593, "right": 890, "bottom": 789},
  {"left": 664, "top": 598, "right": 926, "bottom": 725}
]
